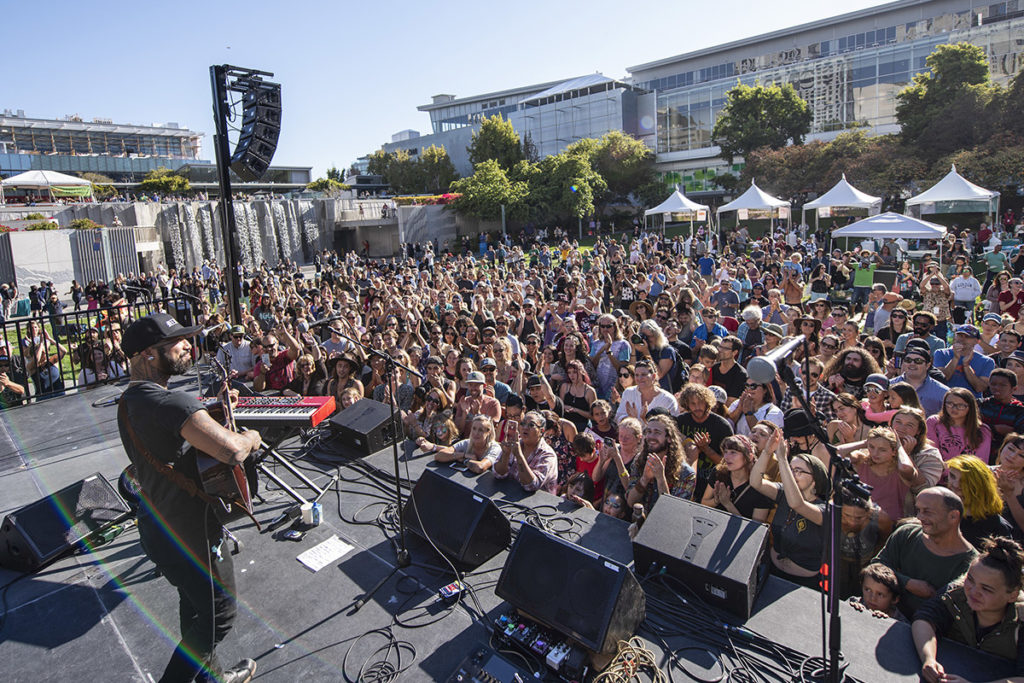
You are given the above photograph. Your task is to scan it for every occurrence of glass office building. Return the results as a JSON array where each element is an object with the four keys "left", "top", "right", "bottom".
[{"left": 627, "top": 0, "right": 1024, "bottom": 192}]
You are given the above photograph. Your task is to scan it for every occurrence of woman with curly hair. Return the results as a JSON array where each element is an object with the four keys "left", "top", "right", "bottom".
[
  {"left": 700, "top": 434, "right": 773, "bottom": 522},
  {"left": 926, "top": 388, "right": 992, "bottom": 465},
  {"left": 626, "top": 414, "right": 696, "bottom": 514},
  {"left": 946, "top": 454, "right": 1013, "bottom": 549}
]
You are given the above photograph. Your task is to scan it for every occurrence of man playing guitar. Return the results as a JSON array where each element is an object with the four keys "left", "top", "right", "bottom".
[{"left": 117, "top": 313, "right": 261, "bottom": 683}]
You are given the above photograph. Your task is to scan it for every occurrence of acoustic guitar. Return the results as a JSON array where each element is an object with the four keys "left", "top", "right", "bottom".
[{"left": 196, "top": 360, "right": 256, "bottom": 525}]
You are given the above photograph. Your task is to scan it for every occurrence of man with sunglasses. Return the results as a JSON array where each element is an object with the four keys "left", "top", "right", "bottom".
[
  {"left": 215, "top": 325, "right": 255, "bottom": 382},
  {"left": 893, "top": 311, "right": 947, "bottom": 357},
  {"left": 890, "top": 346, "right": 949, "bottom": 416}
]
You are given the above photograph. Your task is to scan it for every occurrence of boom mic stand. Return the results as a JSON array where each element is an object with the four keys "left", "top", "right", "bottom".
[
  {"left": 774, "top": 338, "right": 872, "bottom": 683},
  {"left": 330, "top": 327, "right": 425, "bottom": 610}
]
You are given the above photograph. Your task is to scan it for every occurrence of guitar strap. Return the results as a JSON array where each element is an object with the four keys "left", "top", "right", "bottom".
[{"left": 117, "top": 400, "right": 223, "bottom": 511}]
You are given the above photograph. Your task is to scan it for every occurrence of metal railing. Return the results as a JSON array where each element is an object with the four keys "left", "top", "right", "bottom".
[{"left": 0, "top": 295, "right": 198, "bottom": 406}]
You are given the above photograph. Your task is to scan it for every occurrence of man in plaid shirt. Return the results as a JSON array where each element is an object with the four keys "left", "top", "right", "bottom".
[{"left": 781, "top": 358, "right": 837, "bottom": 424}]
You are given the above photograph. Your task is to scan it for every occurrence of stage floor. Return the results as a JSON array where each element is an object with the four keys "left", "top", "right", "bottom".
[{"left": 0, "top": 385, "right": 1011, "bottom": 682}]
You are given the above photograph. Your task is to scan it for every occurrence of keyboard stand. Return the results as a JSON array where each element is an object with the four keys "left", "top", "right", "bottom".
[{"left": 255, "top": 437, "right": 334, "bottom": 506}]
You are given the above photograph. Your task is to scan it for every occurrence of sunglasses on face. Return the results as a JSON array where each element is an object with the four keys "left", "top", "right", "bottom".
[
  {"left": 426, "top": 397, "right": 441, "bottom": 404},
  {"left": 903, "top": 356, "right": 927, "bottom": 365},
  {"left": 822, "top": 342, "right": 838, "bottom": 349}
]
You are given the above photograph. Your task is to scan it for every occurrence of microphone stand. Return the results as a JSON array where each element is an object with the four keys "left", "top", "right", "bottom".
[
  {"left": 329, "top": 327, "right": 423, "bottom": 609},
  {"left": 774, "top": 337, "right": 872, "bottom": 683}
]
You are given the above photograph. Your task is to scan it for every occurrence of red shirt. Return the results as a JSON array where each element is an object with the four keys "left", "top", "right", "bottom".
[
  {"left": 998, "top": 290, "right": 1024, "bottom": 318},
  {"left": 256, "top": 352, "right": 295, "bottom": 391}
]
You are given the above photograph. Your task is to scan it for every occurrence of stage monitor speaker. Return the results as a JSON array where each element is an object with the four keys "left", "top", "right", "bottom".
[
  {"left": 496, "top": 524, "right": 645, "bottom": 654},
  {"left": 402, "top": 468, "right": 511, "bottom": 567},
  {"left": 328, "top": 398, "right": 403, "bottom": 456},
  {"left": 0, "top": 473, "right": 131, "bottom": 573},
  {"left": 632, "top": 494, "right": 770, "bottom": 620}
]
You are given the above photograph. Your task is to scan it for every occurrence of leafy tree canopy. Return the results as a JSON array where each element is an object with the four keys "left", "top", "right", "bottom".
[
  {"left": 418, "top": 145, "right": 460, "bottom": 194},
  {"left": 448, "top": 159, "right": 528, "bottom": 221},
  {"left": 711, "top": 81, "right": 812, "bottom": 163},
  {"left": 138, "top": 167, "right": 190, "bottom": 195},
  {"left": 467, "top": 114, "right": 524, "bottom": 171}
]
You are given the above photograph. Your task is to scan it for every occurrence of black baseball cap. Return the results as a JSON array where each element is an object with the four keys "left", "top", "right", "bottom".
[{"left": 122, "top": 313, "right": 201, "bottom": 357}]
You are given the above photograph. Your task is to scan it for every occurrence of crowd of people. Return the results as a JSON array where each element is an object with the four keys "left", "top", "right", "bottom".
[{"left": 12, "top": 214, "right": 1024, "bottom": 677}]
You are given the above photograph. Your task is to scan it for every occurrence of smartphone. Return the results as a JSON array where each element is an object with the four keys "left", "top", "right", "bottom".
[
  {"left": 450, "top": 461, "right": 468, "bottom": 472},
  {"left": 603, "top": 437, "right": 615, "bottom": 448},
  {"left": 505, "top": 419, "right": 519, "bottom": 442},
  {"left": 893, "top": 355, "right": 902, "bottom": 370}
]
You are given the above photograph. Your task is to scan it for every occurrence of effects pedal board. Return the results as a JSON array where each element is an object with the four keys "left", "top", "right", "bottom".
[
  {"left": 493, "top": 610, "right": 586, "bottom": 680},
  {"left": 446, "top": 642, "right": 534, "bottom": 683}
]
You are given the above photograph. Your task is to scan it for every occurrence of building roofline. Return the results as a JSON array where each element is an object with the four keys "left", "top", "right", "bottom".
[
  {"left": 0, "top": 115, "right": 202, "bottom": 138},
  {"left": 416, "top": 78, "right": 567, "bottom": 111},
  {"left": 627, "top": 0, "right": 932, "bottom": 73}
]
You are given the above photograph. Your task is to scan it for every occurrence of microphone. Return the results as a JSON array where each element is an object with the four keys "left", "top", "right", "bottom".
[
  {"left": 746, "top": 334, "right": 806, "bottom": 385},
  {"left": 200, "top": 321, "right": 228, "bottom": 336},
  {"left": 308, "top": 314, "right": 343, "bottom": 327},
  {"left": 172, "top": 288, "right": 202, "bottom": 302}
]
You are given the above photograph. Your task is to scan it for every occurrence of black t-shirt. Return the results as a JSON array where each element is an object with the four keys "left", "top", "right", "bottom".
[
  {"left": 712, "top": 362, "right": 749, "bottom": 400},
  {"left": 117, "top": 382, "right": 212, "bottom": 555},
  {"left": 676, "top": 411, "right": 734, "bottom": 501},
  {"left": 711, "top": 471, "right": 774, "bottom": 519},
  {"left": 525, "top": 395, "right": 565, "bottom": 417}
]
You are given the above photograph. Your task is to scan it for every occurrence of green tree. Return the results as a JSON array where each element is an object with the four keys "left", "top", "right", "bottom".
[
  {"left": 366, "top": 150, "right": 391, "bottom": 176},
  {"left": 138, "top": 167, "right": 190, "bottom": 195},
  {"left": 418, "top": 145, "right": 459, "bottom": 194},
  {"left": 81, "top": 172, "right": 117, "bottom": 199},
  {"left": 522, "top": 152, "right": 607, "bottom": 225},
  {"left": 940, "top": 133, "right": 1024, "bottom": 196},
  {"left": 633, "top": 176, "right": 675, "bottom": 210},
  {"left": 896, "top": 43, "right": 999, "bottom": 158},
  {"left": 467, "top": 114, "right": 524, "bottom": 171},
  {"left": 306, "top": 177, "right": 350, "bottom": 195},
  {"left": 449, "top": 159, "right": 528, "bottom": 221},
  {"left": 712, "top": 81, "right": 812, "bottom": 163},
  {"left": 364, "top": 149, "right": 423, "bottom": 194},
  {"left": 1000, "top": 68, "right": 1024, "bottom": 138},
  {"left": 326, "top": 165, "right": 345, "bottom": 182}
]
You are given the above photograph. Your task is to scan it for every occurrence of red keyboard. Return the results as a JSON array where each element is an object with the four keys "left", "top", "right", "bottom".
[{"left": 203, "top": 395, "right": 336, "bottom": 429}]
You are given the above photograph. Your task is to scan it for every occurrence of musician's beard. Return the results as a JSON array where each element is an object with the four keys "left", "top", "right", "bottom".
[{"left": 159, "top": 347, "right": 193, "bottom": 376}]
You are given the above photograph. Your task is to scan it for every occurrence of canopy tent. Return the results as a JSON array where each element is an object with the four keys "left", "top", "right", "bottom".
[
  {"left": 716, "top": 181, "right": 790, "bottom": 240},
  {"left": 801, "top": 174, "right": 881, "bottom": 229},
  {"left": 1, "top": 170, "right": 93, "bottom": 204},
  {"left": 829, "top": 212, "right": 948, "bottom": 265},
  {"left": 905, "top": 164, "right": 999, "bottom": 226},
  {"left": 643, "top": 189, "right": 710, "bottom": 242}
]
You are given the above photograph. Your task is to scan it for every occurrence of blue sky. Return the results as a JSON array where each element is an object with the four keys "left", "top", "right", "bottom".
[{"left": 3, "top": 0, "right": 889, "bottom": 177}]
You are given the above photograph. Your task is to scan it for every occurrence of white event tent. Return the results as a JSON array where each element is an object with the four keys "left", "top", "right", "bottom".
[
  {"left": 1, "top": 170, "right": 93, "bottom": 204},
  {"left": 830, "top": 212, "right": 948, "bottom": 263},
  {"left": 905, "top": 164, "right": 999, "bottom": 225},
  {"left": 716, "top": 181, "right": 790, "bottom": 239},
  {"left": 643, "top": 189, "right": 710, "bottom": 241},
  {"left": 802, "top": 174, "right": 881, "bottom": 229}
]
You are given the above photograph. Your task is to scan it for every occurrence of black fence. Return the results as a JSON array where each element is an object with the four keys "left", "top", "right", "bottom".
[{"left": 1, "top": 295, "right": 199, "bottom": 406}]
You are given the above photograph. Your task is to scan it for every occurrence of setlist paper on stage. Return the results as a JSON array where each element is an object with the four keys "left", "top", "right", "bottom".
[{"left": 297, "top": 535, "right": 354, "bottom": 572}]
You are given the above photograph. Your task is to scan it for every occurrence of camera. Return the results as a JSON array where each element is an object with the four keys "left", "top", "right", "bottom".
[{"left": 631, "top": 333, "right": 645, "bottom": 345}]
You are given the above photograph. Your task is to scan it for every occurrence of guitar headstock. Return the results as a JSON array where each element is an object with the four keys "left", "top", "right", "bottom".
[{"left": 211, "top": 357, "right": 228, "bottom": 382}]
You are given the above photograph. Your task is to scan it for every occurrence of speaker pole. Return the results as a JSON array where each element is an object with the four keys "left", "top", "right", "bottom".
[
  {"left": 332, "top": 328, "right": 423, "bottom": 574},
  {"left": 210, "top": 64, "right": 243, "bottom": 325}
]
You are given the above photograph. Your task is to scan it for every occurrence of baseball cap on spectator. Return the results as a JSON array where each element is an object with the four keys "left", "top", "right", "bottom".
[
  {"left": 526, "top": 375, "right": 544, "bottom": 389},
  {"left": 905, "top": 338, "right": 931, "bottom": 354},
  {"left": 751, "top": 282, "right": 764, "bottom": 290},
  {"left": 955, "top": 324, "right": 981, "bottom": 339},
  {"left": 479, "top": 357, "right": 497, "bottom": 369},
  {"left": 466, "top": 371, "right": 485, "bottom": 384},
  {"left": 230, "top": 325, "right": 245, "bottom": 335},
  {"left": 122, "top": 313, "right": 201, "bottom": 357},
  {"left": 708, "top": 385, "right": 728, "bottom": 405},
  {"left": 1009, "top": 350, "right": 1024, "bottom": 365},
  {"left": 613, "top": 309, "right": 628, "bottom": 318},
  {"left": 865, "top": 374, "right": 889, "bottom": 391},
  {"left": 903, "top": 346, "right": 932, "bottom": 363},
  {"left": 983, "top": 313, "right": 1004, "bottom": 324}
]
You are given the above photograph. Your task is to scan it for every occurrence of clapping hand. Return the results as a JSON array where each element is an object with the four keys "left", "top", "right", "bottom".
[{"left": 692, "top": 430, "right": 711, "bottom": 452}]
